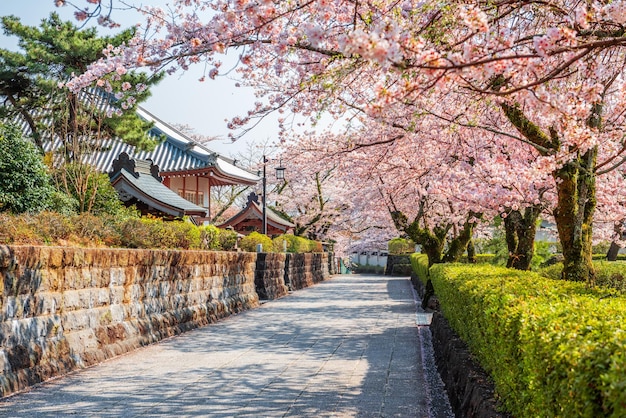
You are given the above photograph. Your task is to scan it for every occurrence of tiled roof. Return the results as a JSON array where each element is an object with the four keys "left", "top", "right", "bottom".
[
  {"left": 218, "top": 194, "right": 295, "bottom": 230},
  {"left": 109, "top": 152, "right": 207, "bottom": 218},
  {"left": 7, "top": 89, "right": 259, "bottom": 184}
]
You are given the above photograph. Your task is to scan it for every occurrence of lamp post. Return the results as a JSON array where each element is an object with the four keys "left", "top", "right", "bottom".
[
  {"left": 262, "top": 155, "right": 267, "bottom": 235},
  {"left": 261, "top": 156, "right": 286, "bottom": 236}
]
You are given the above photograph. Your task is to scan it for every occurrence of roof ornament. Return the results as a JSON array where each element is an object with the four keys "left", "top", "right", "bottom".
[
  {"left": 247, "top": 192, "right": 260, "bottom": 205},
  {"left": 110, "top": 152, "right": 162, "bottom": 181}
]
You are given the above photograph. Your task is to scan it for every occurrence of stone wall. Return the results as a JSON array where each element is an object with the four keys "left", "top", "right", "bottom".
[
  {"left": 384, "top": 255, "right": 412, "bottom": 276},
  {"left": 0, "top": 246, "right": 258, "bottom": 398},
  {"left": 284, "top": 253, "right": 329, "bottom": 290},
  {"left": 254, "top": 253, "right": 289, "bottom": 300}
]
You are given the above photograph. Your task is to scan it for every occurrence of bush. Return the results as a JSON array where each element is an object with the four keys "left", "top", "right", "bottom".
[
  {"left": 32, "top": 211, "right": 74, "bottom": 243},
  {"left": 199, "top": 224, "right": 221, "bottom": 250},
  {"left": 0, "top": 124, "right": 56, "bottom": 214},
  {"left": 430, "top": 263, "right": 626, "bottom": 417},
  {"left": 388, "top": 237, "right": 415, "bottom": 254},
  {"left": 273, "top": 234, "right": 323, "bottom": 253},
  {"left": 539, "top": 260, "right": 626, "bottom": 292},
  {"left": 218, "top": 228, "right": 238, "bottom": 251},
  {"left": 459, "top": 253, "right": 496, "bottom": 264},
  {"left": 52, "top": 163, "right": 126, "bottom": 216},
  {"left": 240, "top": 231, "right": 274, "bottom": 252},
  {"left": 112, "top": 215, "right": 201, "bottom": 250},
  {"left": 410, "top": 253, "right": 430, "bottom": 285},
  {"left": 592, "top": 253, "right": 626, "bottom": 261}
]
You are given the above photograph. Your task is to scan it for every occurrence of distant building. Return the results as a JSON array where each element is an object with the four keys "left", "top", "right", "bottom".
[
  {"left": 218, "top": 192, "right": 295, "bottom": 236},
  {"left": 10, "top": 99, "right": 260, "bottom": 222}
]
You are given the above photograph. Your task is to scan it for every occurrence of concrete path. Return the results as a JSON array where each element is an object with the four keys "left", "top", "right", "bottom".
[{"left": 0, "top": 275, "right": 453, "bottom": 417}]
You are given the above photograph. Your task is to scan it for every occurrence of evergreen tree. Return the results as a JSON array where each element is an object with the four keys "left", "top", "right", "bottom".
[
  {"left": 0, "top": 124, "right": 55, "bottom": 214},
  {"left": 0, "top": 13, "right": 163, "bottom": 157}
]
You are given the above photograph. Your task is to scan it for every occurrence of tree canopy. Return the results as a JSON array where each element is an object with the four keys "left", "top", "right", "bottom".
[
  {"left": 0, "top": 12, "right": 163, "bottom": 156},
  {"left": 61, "top": 0, "right": 626, "bottom": 281}
]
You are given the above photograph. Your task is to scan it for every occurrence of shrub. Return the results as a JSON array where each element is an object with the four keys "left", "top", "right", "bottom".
[
  {"left": 71, "top": 213, "right": 121, "bottom": 247},
  {"left": 539, "top": 260, "right": 626, "bottom": 292},
  {"left": 0, "top": 124, "right": 55, "bottom": 214},
  {"left": 199, "top": 224, "right": 221, "bottom": 250},
  {"left": 32, "top": 211, "right": 74, "bottom": 244},
  {"left": 430, "top": 263, "right": 626, "bottom": 417},
  {"left": 592, "top": 253, "right": 626, "bottom": 261},
  {"left": 148, "top": 218, "right": 201, "bottom": 249},
  {"left": 273, "top": 234, "right": 323, "bottom": 253},
  {"left": 240, "top": 232, "right": 274, "bottom": 252},
  {"left": 388, "top": 237, "right": 415, "bottom": 254},
  {"left": 218, "top": 228, "right": 238, "bottom": 251},
  {"left": 51, "top": 163, "right": 126, "bottom": 216},
  {"left": 409, "top": 253, "right": 430, "bottom": 285},
  {"left": 0, "top": 213, "right": 39, "bottom": 245},
  {"left": 197, "top": 225, "right": 240, "bottom": 251}
]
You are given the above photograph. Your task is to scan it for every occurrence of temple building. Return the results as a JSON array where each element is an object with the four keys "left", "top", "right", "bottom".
[
  {"left": 13, "top": 103, "right": 260, "bottom": 222},
  {"left": 218, "top": 192, "right": 295, "bottom": 236}
]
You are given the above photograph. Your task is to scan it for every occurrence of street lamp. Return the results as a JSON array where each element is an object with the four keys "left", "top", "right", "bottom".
[
  {"left": 261, "top": 156, "right": 287, "bottom": 236},
  {"left": 275, "top": 160, "right": 286, "bottom": 180}
]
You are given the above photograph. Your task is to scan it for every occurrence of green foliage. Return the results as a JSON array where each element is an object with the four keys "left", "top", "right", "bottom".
[
  {"left": 430, "top": 263, "right": 626, "bottom": 417},
  {"left": 460, "top": 253, "right": 496, "bottom": 264},
  {"left": 592, "top": 253, "right": 626, "bottom": 261},
  {"left": 199, "top": 224, "right": 221, "bottom": 250},
  {"left": 530, "top": 240, "right": 554, "bottom": 270},
  {"left": 0, "top": 13, "right": 162, "bottom": 153},
  {"left": 218, "top": 228, "right": 238, "bottom": 251},
  {"left": 46, "top": 190, "right": 79, "bottom": 216},
  {"left": 0, "top": 209, "right": 249, "bottom": 251},
  {"left": 410, "top": 253, "right": 430, "bottom": 285},
  {"left": 540, "top": 260, "right": 626, "bottom": 292},
  {"left": 51, "top": 162, "right": 126, "bottom": 216},
  {"left": 388, "top": 237, "right": 415, "bottom": 254},
  {"left": 198, "top": 225, "right": 239, "bottom": 251},
  {"left": 0, "top": 124, "right": 55, "bottom": 213},
  {"left": 473, "top": 231, "right": 508, "bottom": 266},
  {"left": 273, "top": 234, "right": 323, "bottom": 253},
  {"left": 140, "top": 217, "right": 201, "bottom": 250},
  {"left": 240, "top": 231, "right": 274, "bottom": 253},
  {"left": 592, "top": 241, "right": 611, "bottom": 255}
]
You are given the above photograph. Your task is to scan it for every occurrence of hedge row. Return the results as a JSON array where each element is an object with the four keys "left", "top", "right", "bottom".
[
  {"left": 429, "top": 263, "right": 626, "bottom": 417},
  {"left": 540, "top": 260, "right": 626, "bottom": 292},
  {"left": 410, "top": 253, "right": 429, "bottom": 285},
  {"left": 238, "top": 231, "right": 323, "bottom": 253},
  {"left": 0, "top": 211, "right": 234, "bottom": 251}
]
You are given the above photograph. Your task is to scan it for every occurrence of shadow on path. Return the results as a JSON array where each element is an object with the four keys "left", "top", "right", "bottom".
[{"left": 0, "top": 275, "right": 453, "bottom": 418}]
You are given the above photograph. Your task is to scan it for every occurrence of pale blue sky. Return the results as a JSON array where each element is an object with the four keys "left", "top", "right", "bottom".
[{"left": 0, "top": 0, "right": 284, "bottom": 157}]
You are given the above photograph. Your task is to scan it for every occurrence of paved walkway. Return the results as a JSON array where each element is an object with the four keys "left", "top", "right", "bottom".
[{"left": 0, "top": 275, "right": 453, "bottom": 417}]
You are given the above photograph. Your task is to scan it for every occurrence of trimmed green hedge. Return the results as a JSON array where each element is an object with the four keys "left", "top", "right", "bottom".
[
  {"left": 272, "top": 234, "right": 323, "bottom": 253},
  {"left": 410, "top": 253, "right": 430, "bottom": 285},
  {"left": 240, "top": 231, "right": 275, "bottom": 252},
  {"left": 430, "top": 263, "right": 626, "bottom": 417},
  {"left": 592, "top": 253, "right": 626, "bottom": 261},
  {"left": 460, "top": 253, "right": 497, "bottom": 264},
  {"left": 388, "top": 237, "right": 415, "bottom": 254},
  {"left": 540, "top": 260, "right": 626, "bottom": 292}
]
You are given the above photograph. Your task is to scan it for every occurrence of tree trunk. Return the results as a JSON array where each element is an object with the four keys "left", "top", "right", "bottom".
[
  {"left": 466, "top": 239, "right": 476, "bottom": 263},
  {"left": 606, "top": 241, "right": 620, "bottom": 261},
  {"left": 553, "top": 149, "right": 597, "bottom": 283},
  {"left": 442, "top": 216, "right": 477, "bottom": 263},
  {"left": 503, "top": 206, "right": 541, "bottom": 270}
]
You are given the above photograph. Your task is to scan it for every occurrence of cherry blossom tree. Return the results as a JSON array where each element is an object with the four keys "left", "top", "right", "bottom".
[{"left": 60, "top": 0, "right": 626, "bottom": 281}]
